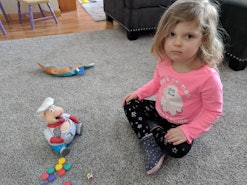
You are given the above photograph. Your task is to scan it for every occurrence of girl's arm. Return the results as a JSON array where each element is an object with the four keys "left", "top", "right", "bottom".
[
  {"left": 135, "top": 63, "right": 161, "bottom": 100},
  {"left": 179, "top": 75, "right": 223, "bottom": 144}
]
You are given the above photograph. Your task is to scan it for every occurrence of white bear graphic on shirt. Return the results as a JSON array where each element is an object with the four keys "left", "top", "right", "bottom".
[{"left": 161, "top": 85, "right": 183, "bottom": 116}]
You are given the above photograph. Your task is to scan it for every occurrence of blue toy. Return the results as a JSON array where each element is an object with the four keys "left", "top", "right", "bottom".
[{"left": 37, "top": 62, "right": 94, "bottom": 77}]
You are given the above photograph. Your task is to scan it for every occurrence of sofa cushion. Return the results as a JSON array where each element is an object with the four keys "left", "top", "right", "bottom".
[{"left": 124, "top": 0, "right": 167, "bottom": 9}]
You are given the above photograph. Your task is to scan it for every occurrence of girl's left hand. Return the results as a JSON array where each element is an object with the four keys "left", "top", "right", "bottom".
[{"left": 165, "top": 127, "right": 187, "bottom": 145}]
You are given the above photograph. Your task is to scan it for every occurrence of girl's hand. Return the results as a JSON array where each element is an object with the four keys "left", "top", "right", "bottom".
[
  {"left": 165, "top": 127, "right": 187, "bottom": 145},
  {"left": 121, "top": 92, "right": 138, "bottom": 107}
]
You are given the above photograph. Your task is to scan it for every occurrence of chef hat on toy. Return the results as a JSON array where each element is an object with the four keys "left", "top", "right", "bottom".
[{"left": 37, "top": 97, "right": 54, "bottom": 117}]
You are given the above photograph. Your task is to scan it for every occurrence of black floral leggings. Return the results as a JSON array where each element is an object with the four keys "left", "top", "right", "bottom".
[{"left": 123, "top": 99, "right": 192, "bottom": 158}]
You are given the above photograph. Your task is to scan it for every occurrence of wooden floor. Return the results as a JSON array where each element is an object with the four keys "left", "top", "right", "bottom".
[{"left": 0, "top": 1, "right": 119, "bottom": 41}]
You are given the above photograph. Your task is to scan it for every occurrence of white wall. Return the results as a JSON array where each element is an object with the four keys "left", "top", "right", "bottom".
[{"left": 0, "top": 0, "right": 59, "bottom": 14}]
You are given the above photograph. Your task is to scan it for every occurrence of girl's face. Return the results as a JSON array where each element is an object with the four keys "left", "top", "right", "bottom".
[{"left": 164, "top": 20, "right": 203, "bottom": 64}]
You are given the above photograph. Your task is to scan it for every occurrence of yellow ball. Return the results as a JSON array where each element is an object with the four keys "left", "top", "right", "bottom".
[
  {"left": 55, "top": 164, "right": 63, "bottom": 171},
  {"left": 58, "top": 157, "right": 66, "bottom": 165}
]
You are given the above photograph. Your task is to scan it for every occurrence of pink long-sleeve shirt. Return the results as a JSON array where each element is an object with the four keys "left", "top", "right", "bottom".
[{"left": 135, "top": 59, "right": 223, "bottom": 144}]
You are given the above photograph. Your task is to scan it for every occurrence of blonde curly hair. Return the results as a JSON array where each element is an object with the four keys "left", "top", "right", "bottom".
[{"left": 151, "top": 0, "right": 224, "bottom": 70}]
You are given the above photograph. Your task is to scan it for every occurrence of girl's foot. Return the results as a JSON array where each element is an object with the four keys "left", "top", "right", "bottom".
[{"left": 140, "top": 133, "right": 166, "bottom": 175}]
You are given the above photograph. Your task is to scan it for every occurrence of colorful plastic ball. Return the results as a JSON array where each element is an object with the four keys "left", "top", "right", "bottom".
[
  {"left": 47, "top": 174, "right": 56, "bottom": 182},
  {"left": 47, "top": 167, "right": 55, "bottom": 174},
  {"left": 58, "top": 168, "right": 66, "bottom": 176},
  {"left": 63, "top": 163, "right": 72, "bottom": 171},
  {"left": 58, "top": 157, "right": 66, "bottom": 165},
  {"left": 63, "top": 182, "right": 72, "bottom": 185},
  {"left": 55, "top": 163, "right": 63, "bottom": 171},
  {"left": 40, "top": 172, "right": 49, "bottom": 181}
]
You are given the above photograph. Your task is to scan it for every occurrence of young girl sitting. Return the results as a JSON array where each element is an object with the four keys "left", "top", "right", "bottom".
[{"left": 122, "top": 0, "right": 224, "bottom": 175}]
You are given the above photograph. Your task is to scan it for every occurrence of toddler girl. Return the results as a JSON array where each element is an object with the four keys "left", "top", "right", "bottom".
[{"left": 122, "top": 0, "right": 224, "bottom": 175}]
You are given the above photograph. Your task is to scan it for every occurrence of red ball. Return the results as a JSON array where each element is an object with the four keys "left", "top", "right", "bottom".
[
  {"left": 58, "top": 169, "right": 66, "bottom": 176},
  {"left": 40, "top": 172, "right": 49, "bottom": 181},
  {"left": 63, "top": 182, "right": 72, "bottom": 185}
]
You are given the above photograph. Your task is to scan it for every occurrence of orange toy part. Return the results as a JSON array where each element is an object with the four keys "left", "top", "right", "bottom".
[{"left": 37, "top": 62, "right": 83, "bottom": 75}]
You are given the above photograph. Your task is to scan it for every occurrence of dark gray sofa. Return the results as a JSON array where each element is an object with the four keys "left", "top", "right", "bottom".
[
  {"left": 104, "top": 0, "right": 247, "bottom": 70},
  {"left": 103, "top": 0, "right": 175, "bottom": 40},
  {"left": 219, "top": 0, "right": 247, "bottom": 70}
]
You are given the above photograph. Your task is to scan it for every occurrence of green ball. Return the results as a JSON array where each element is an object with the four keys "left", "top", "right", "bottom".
[
  {"left": 63, "top": 163, "right": 72, "bottom": 171},
  {"left": 47, "top": 167, "right": 55, "bottom": 174}
]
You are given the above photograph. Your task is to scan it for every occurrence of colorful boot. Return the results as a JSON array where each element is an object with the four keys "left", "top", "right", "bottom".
[{"left": 140, "top": 133, "right": 166, "bottom": 175}]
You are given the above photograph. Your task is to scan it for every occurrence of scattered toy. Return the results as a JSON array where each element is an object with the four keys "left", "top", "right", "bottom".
[
  {"left": 63, "top": 182, "right": 72, "bottom": 185},
  {"left": 37, "top": 97, "right": 83, "bottom": 156},
  {"left": 87, "top": 170, "right": 93, "bottom": 181},
  {"left": 40, "top": 157, "right": 95, "bottom": 184},
  {"left": 40, "top": 172, "right": 49, "bottom": 181},
  {"left": 55, "top": 163, "right": 63, "bottom": 171},
  {"left": 58, "top": 168, "right": 66, "bottom": 177},
  {"left": 58, "top": 157, "right": 66, "bottom": 165},
  {"left": 82, "top": 0, "right": 89, "bottom": 3},
  {"left": 47, "top": 174, "right": 56, "bottom": 182},
  {"left": 37, "top": 62, "right": 94, "bottom": 77},
  {"left": 63, "top": 163, "right": 72, "bottom": 171},
  {"left": 47, "top": 167, "right": 55, "bottom": 174}
]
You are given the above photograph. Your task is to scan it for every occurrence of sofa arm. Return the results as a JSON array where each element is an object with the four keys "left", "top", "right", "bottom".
[{"left": 220, "top": 1, "right": 247, "bottom": 70}]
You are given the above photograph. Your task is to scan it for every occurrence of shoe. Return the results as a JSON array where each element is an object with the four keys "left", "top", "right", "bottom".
[
  {"left": 60, "top": 147, "right": 70, "bottom": 157},
  {"left": 140, "top": 133, "right": 166, "bottom": 175},
  {"left": 76, "top": 123, "right": 83, "bottom": 135}
]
